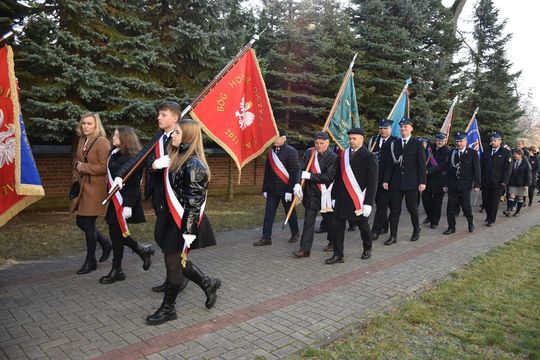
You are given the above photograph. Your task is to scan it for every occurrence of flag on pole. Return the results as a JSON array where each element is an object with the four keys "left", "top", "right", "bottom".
[
  {"left": 389, "top": 79, "right": 412, "bottom": 138},
  {"left": 327, "top": 72, "right": 361, "bottom": 149},
  {"left": 466, "top": 108, "right": 483, "bottom": 158},
  {"left": 190, "top": 48, "right": 278, "bottom": 171},
  {"left": 0, "top": 45, "right": 44, "bottom": 228},
  {"left": 440, "top": 96, "right": 458, "bottom": 140}
]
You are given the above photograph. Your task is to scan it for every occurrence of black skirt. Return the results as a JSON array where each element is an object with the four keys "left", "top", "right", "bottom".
[{"left": 155, "top": 213, "right": 217, "bottom": 254}]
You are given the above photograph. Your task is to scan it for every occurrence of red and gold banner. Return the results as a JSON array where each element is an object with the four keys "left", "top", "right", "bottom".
[
  {"left": 190, "top": 49, "right": 278, "bottom": 171},
  {"left": 0, "top": 45, "right": 44, "bottom": 228}
]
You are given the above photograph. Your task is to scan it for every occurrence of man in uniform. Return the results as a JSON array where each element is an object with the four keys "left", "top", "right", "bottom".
[
  {"left": 367, "top": 119, "right": 396, "bottom": 240},
  {"left": 422, "top": 133, "right": 450, "bottom": 229},
  {"left": 327, "top": 127, "right": 378, "bottom": 264},
  {"left": 443, "top": 132, "right": 480, "bottom": 234},
  {"left": 382, "top": 118, "right": 427, "bottom": 245},
  {"left": 480, "top": 131, "right": 512, "bottom": 227},
  {"left": 254, "top": 129, "right": 300, "bottom": 246},
  {"left": 292, "top": 131, "right": 338, "bottom": 258}
]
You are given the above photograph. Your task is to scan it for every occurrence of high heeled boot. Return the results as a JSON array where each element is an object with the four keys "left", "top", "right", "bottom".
[
  {"left": 183, "top": 262, "right": 221, "bottom": 309},
  {"left": 96, "top": 232, "right": 113, "bottom": 263},
  {"left": 134, "top": 245, "right": 155, "bottom": 271},
  {"left": 146, "top": 283, "right": 181, "bottom": 325},
  {"left": 76, "top": 257, "right": 97, "bottom": 275},
  {"left": 99, "top": 267, "right": 126, "bottom": 284}
]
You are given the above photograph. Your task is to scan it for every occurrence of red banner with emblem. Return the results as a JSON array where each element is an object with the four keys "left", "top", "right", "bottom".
[
  {"left": 0, "top": 45, "right": 44, "bottom": 228},
  {"left": 190, "top": 49, "right": 278, "bottom": 171}
]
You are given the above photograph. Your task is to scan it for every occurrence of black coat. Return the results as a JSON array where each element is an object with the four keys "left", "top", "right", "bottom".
[
  {"left": 262, "top": 143, "right": 300, "bottom": 196},
  {"left": 332, "top": 146, "right": 378, "bottom": 220},
  {"left": 426, "top": 145, "right": 451, "bottom": 193},
  {"left": 383, "top": 137, "right": 427, "bottom": 191},
  {"left": 105, "top": 150, "right": 146, "bottom": 224},
  {"left": 117, "top": 130, "right": 171, "bottom": 213},
  {"left": 368, "top": 135, "right": 396, "bottom": 184},
  {"left": 299, "top": 148, "right": 338, "bottom": 209},
  {"left": 508, "top": 159, "right": 532, "bottom": 187},
  {"left": 529, "top": 154, "right": 539, "bottom": 186},
  {"left": 481, "top": 146, "right": 512, "bottom": 188},
  {"left": 445, "top": 147, "right": 481, "bottom": 191}
]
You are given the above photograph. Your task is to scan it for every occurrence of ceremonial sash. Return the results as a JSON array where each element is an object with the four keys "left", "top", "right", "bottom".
[
  {"left": 267, "top": 149, "right": 289, "bottom": 184},
  {"left": 107, "top": 149, "right": 130, "bottom": 237},
  {"left": 340, "top": 149, "right": 365, "bottom": 215},
  {"left": 309, "top": 149, "right": 334, "bottom": 212},
  {"left": 426, "top": 148, "right": 438, "bottom": 167}
]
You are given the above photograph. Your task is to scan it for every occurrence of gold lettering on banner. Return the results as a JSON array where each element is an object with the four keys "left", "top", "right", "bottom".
[
  {"left": 217, "top": 92, "right": 228, "bottom": 112},
  {"left": 253, "top": 87, "right": 264, "bottom": 122},
  {"left": 0, "top": 183, "right": 15, "bottom": 196},
  {"left": 243, "top": 138, "right": 258, "bottom": 149},
  {"left": 0, "top": 86, "right": 12, "bottom": 98},
  {"left": 229, "top": 74, "right": 251, "bottom": 88},
  {"left": 225, "top": 128, "right": 239, "bottom": 144}
]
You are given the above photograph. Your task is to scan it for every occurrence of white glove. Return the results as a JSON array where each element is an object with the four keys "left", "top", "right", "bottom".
[
  {"left": 263, "top": 192, "right": 268, "bottom": 198},
  {"left": 109, "top": 177, "right": 124, "bottom": 193},
  {"left": 331, "top": 199, "right": 336, "bottom": 208},
  {"left": 152, "top": 155, "right": 170, "bottom": 170},
  {"left": 284, "top": 192, "right": 292, "bottom": 202},
  {"left": 182, "top": 234, "right": 197, "bottom": 248},
  {"left": 293, "top": 184, "right": 303, "bottom": 198},
  {"left": 122, "top": 207, "right": 132, "bottom": 220},
  {"left": 362, "top": 205, "right": 372, "bottom": 217},
  {"left": 301, "top": 171, "right": 311, "bottom": 180}
]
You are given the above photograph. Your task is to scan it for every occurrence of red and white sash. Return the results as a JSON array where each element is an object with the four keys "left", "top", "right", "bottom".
[
  {"left": 107, "top": 149, "right": 130, "bottom": 237},
  {"left": 340, "top": 149, "right": 366, "bottom": 216},
  {"left": 310, "top": 148, "right": 333, "bottom": 212},
  {"left": 267, "top": 149, "right": 289, "bottom": 184}
]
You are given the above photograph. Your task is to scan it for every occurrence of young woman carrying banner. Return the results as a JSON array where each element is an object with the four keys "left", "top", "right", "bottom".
[
  {"left": 146, "top": 119, "right": 220, "bottom": 325},
  {"left": 100, "top": 127, "right": 155, "bottom": 284}
]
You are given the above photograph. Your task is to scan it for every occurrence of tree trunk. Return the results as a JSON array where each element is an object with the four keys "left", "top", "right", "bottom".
[
  {"left": 226, "top": 156, "right": 234, "bottom": 201},
  {"left": 450, "top": 0, "right": 467, "bottom": 34}
]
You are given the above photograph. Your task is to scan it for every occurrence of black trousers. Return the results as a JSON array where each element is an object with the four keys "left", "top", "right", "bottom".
[
  {"left": 529, "top": 184, "right": 536, "bottom": 205},
  {"left": 109, "top": 221, "right": 139, "bottom": 268},
  {"left": 482, "top": 186, "right": 504, "bottom": 223},
  {"left": 389, "top": 189, "right": 420, "bottom": 237},
  {"left": 447, "top": 189, "right": 473, "bottom": 228},
  {"left": 333, "top": 216, "right": 371, "bottom": 258},
  {"left": 300, "top": 209, "right": 335, "bottom": 252},
  {"left": 372, "top": 184, "right": 390, "bottom": 233},
  {"left": 421, "top": 191, "right": 444, "bottom": 225},
  {"left": 76, "top": 215, "right": 109, "bottom": 261},
  {"left": 262, "top": 194, "right": 299, "bottom": 239}
]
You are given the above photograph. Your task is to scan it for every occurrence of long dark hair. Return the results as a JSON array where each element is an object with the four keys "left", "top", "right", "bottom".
[{"left": 116, "top": 126, "right": 141, "bottom": 157}]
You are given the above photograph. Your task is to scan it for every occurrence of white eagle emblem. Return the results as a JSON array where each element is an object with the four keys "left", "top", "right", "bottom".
[
  {"left": 0, "top": 109, "right": 16, "bottom": 168},
  {"left": 235, "top": 96, "right": 255, "bottom": 131}
]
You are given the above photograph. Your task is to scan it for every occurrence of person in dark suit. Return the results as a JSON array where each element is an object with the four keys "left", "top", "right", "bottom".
[
  {"left": 503, "top": 149, "right": 532, "bottom": 217},
  {"left": 442, "top": 132, "right": 481, "bottom": 234},
  {"left": 382, "top": 118, "right": 427, "bottom": 245},
  {"left": 100, "top": 127, "right": 154, "bottom": 284},
  {"left": 480, "top": 131, "right": 512, "bottom": 226},
  {"left": 112, "top": 101, "right": 192, "bottom": 293},
  {"left": 527, "top": 146, "right": 539, "bottom": 206},
  {"left": 327, "top": 127, "right": 378, "bottom": 264},
  {"left": 292, "top": 131, "right": 338, "bottom": 258},
  {"left": 368, "top": 119, "right": 396, "bottom": 239},
  {"left": 253, "top": 129, "right": 300, "bottom": 246},
  {"left": 422, "top": 133, "right": 450, "bottom": 229}
]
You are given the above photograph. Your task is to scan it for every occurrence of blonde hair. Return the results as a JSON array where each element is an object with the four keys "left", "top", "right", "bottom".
[
  {"left": 76, "top": 112, "right": 107, "bottom": 138},
  {"left": 168, "top": 119, "right": 210, "bottom": 181}
]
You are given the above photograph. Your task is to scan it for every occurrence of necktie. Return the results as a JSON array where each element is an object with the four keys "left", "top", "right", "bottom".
[
  {"left": 515, "top": 161, "right": 519, "bottom": 169},
  {"left": 275, "top": 147, "right": 280, "bottom": 155},
  {"left": 163, "top": 133, "right": 168, "bottom": 143},
  {"left": 459, "top": 150, "right": 462, "bottom": 159},
  {"left": 381, "top": 138, "right": 386, "bottom": 148},
  {"left": 402, "top": 139, "right": 407, "bottom": 147},
  {"left": 491, "top": 149, "right": 496, "bottom": 156}
]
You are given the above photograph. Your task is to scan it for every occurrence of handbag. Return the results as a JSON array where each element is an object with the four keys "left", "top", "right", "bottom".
[{"left": 68, "top": 138, "right": 98, "bottom": 199}]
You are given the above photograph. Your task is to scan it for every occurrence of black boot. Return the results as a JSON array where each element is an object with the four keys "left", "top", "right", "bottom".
[
  {"left": 513, "top": 201, "right": 523, "bottom": 216},
  {"left": 184, "top": 262, "right": 221, "bottom": 309},
  {"left": 134, "top": 245, "right": 155, "bottom": 271},
  {"left": 97, "top": 235, "right": 113, "bottom": 263},
  {"left": 152, "top": 277, "right": 189, "bottom": 292},
  {"left": 76, "top": 258, "right": 97, "bottom": 275},
  {"left": 99, "top": 267, "right": 126, "bottom": 284},
  {"left": 146, "top": 283, "right": 181, "bottom": 325}
]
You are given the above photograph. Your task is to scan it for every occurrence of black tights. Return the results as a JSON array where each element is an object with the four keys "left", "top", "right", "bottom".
[
  {"left": 76, "top": 215, "right": 109, "bottom": 261},
  {"left": 164, "top": 252, "right": 185, "bottom": 285},
  {"left": 109, "top": 222, "right": 139, "bottom": 268}
]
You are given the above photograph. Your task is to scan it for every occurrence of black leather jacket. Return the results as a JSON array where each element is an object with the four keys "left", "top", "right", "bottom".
[{"left": 169, "top": 152, "right": 209, "bottom": 235}]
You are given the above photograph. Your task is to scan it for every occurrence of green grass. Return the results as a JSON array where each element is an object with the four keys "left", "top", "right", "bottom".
[
  {"left": 294, "top": 226, "right": 540, "bottom": 360},
  {"left": 0, "top": 194, "right": 303, "bottom": 264}
]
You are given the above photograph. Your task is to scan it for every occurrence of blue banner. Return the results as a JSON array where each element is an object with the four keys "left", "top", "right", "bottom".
[{"left": 466, "top": 117, "right": 483, "bottom": 158}]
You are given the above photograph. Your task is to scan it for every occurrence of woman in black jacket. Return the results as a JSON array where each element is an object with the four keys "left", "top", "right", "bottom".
[
  {"left": 504, "top": 149, "right": 532, "bottom": 217},
  {"left": 146, "top": 119, "right": 220, "bottom": 326},
  {"left": 100, "top": 127, "right": 155, "bottom": 284}
]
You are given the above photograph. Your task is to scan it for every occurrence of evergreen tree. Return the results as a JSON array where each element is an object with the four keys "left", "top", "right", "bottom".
[
  {"left": 0, "top": 0, "right": 30, "bottom": 35},
  {"left": 462, "top": 0, "right": 522, "bottom": 144}
]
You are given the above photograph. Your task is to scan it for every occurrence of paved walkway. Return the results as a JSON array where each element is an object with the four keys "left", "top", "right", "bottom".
[{"left": 1, "top": 201, "right": 539, "bottom": 360}]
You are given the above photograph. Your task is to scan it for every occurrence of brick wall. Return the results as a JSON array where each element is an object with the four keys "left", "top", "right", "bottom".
[{"left": 33, "top": 151, "right": 267, "bottom": 198}]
